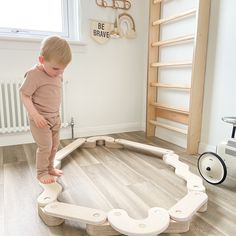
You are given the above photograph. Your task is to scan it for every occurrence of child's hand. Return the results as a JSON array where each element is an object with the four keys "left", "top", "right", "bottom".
[{"left": 32, "top": 113, "right": 48, "bottom": 128}]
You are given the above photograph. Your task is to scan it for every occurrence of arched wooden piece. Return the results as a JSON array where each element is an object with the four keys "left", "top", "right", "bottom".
[{"left": 108, "top": 207, "right": 170, "bottom": 236}]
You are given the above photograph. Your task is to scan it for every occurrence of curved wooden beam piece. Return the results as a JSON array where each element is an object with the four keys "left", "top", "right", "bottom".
[{"left": 108, "top": 207, "right": 170, "bottom": 235}]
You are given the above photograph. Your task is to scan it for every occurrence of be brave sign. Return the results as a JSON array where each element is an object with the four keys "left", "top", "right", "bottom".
[{"left": 90, "top": 19, "right": 112, "bottom": 44}]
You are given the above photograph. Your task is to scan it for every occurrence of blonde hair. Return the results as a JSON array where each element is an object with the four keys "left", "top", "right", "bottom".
[{"left": 40, "top": 36, "right": 72, "bottom": 66}]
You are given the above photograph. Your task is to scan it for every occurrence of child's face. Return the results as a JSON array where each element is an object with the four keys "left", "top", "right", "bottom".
[{"left": 39, "top": 56, "right": 66, "bottom": 78}]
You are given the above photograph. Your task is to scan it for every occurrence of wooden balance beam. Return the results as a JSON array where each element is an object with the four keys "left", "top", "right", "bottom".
[{"left": 37, "top": 136, "right": 208, "bottom": 236}]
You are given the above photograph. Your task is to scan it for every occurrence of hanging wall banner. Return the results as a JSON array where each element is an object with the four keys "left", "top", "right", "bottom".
[{"left": 90, "top": 19, "right": 112, "bottom": 44}]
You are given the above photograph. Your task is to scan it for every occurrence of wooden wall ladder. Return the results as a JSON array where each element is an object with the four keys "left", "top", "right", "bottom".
[{"left": 146, "top": 0, "right": 211, "bottom": 154}]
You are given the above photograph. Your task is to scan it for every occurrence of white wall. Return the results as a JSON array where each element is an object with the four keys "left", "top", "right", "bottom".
[
  {"left": 199, "top": 0, "right": 236, "bottom": 153},
  {"left": 2, "top": 0, "right": 233, "bottom": 152},
  {"left": 0, "top": 0, "right": 149, "bottom": 146}
]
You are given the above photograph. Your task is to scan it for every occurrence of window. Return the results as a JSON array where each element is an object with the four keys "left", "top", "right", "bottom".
[{"left": 0, "top": 0, "right": 80, "bottom": 41}]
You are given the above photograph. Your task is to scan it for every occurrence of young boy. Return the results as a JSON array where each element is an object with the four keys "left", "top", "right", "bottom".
[{"left": 20, "top": 36, "right": 72, "bottom": 184}]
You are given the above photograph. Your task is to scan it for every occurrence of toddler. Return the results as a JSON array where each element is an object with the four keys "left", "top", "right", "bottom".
[{"left": 20, "top": 35, "right": 72, "bottom": 184}]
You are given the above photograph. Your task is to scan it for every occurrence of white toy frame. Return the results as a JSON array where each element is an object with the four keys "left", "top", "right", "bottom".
[{"left": 37, "top": 136, "right": 208, "bottom": 236}]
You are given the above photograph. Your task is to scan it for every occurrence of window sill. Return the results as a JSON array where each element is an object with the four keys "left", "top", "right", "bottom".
[{"left": 0, "top": 35, "right": 87, "bottom": 46}]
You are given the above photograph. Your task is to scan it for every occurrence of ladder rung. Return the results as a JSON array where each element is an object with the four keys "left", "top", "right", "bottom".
[
  {"left": 153, "top": 9, "right": 196, "bottom": 25},
  {"left": 150, "top": 83, "right": 191, "bottom": 90},
  {"left": 153, "top": 0, "right": 162, "bottom": 3},
  {"left": 156, "top": 109, "right": 189, "bottom": 125},
  {"left": 152, "top": 35, "right": 195, "bottom": 47},
  {"left": 151, "top": 102, "right": 189, "bottom": 115},
  {"left": 150, "top": 120, "right": 188, "bottom": 135},
  {"left": 151, "top": 61, "right": 192, "bottom": 67}
]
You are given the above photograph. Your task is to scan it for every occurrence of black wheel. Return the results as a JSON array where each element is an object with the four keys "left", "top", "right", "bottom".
[{"left": 197, "top": 152, "right": 227, "bottom": 185}]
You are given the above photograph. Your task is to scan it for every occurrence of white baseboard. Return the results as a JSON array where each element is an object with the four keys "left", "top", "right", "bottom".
[
  {"left": 140, "top": 122, "right": 146, "bottom": 132},
  {"left": 198, "top": 142, "right": 216, "bottom": 154},
  {"left": 0, "top": 122, "right": 142, "bottom": 146},
  {"left": 0, "top": 132, "right": 34, "bottom": 146},
  {"left": 72, "top": 122, "right": 142, "bottom": 138}
]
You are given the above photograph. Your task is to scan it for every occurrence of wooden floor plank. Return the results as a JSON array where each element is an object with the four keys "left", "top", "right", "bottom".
[
  {"left": 2, "top": 144, "right": 27, "bottom": 164},
  {"left": 105, "top": 148, "right": 187, "bottom": 200},
  {"left": 81, "top": 163, "right": 150, "bottom": 219},
  {"left": 197, "top": 200, "right": 236, "bottom": 236},
  {"left": 66, "top": 148, "right": 100, "bottom": 167},
  {"left": 4, "top": 161, "right": 51, "bottom": 236},
  {"left": 127, "top": 181, "right": 176, "bottom": 209},
  {"left": 60, "top": 139, "right": 100, "bottom": 166},
  {"left": 60, "top": 156, "right": 113, "bottom": 211},
  {"left": 176, "top": 214, "right": 225, "bottom": 236},
  {"left": 82, "top": 147, "right": 146, "bottom": 186}
]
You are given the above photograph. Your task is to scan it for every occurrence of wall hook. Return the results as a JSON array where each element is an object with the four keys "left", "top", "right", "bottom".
[{"left": 96, "top": 0, "right": 131, "bottom": 10}]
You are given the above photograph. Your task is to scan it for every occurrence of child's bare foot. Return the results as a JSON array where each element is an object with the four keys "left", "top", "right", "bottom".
[
  {"left": 49, "top": 168, "right": 63, "bottom": 177},
  {"left": 39, "top": 174, "right": 56, "bottom": 184}
]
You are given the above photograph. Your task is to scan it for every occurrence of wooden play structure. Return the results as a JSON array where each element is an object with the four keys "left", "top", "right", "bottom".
[
  {"left": 146, "top": 0, "right": 211, "bottom": 153},
  {"left": 38, "top": 136, "right": 208, "bottom": 236}
]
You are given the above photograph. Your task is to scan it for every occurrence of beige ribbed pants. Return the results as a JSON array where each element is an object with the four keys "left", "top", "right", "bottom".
[{"left": 29, "top": 116, "right": 61, "bottom": 179}]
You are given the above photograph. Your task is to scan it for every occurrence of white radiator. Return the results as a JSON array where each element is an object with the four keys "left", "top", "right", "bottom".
[{"left": 0, "top": 80, "right": 68, "bottom": 134}]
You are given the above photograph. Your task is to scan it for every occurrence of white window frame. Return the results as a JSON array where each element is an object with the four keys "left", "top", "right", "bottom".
[{"left": 0, "top": 0, "right": 81, "bottom": 42}]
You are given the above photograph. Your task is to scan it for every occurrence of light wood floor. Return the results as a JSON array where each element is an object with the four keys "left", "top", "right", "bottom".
[{"left": 0, "top": 131, "right": 235, "bottom": 236}]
